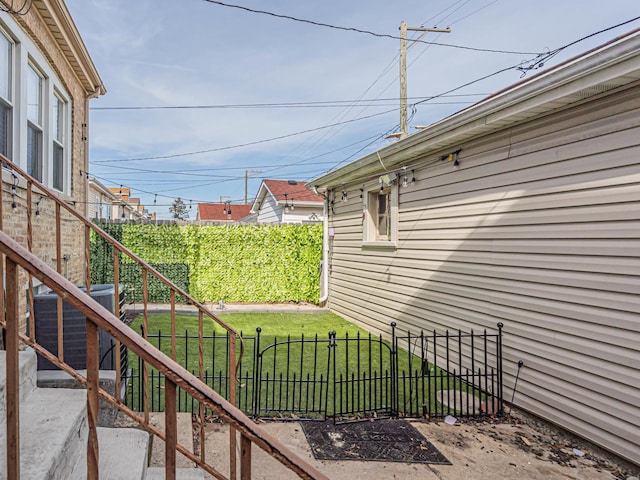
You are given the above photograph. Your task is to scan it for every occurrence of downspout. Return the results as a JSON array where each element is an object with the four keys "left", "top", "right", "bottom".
[
  {"left": 82, "top": 85, "right": 104, "bottom": 286},
  {"left": 83, "top": 86, "right": 103, "bottom": 217},
  {"left": 313, "top": 186, "right": 329, "bottom": 305}
]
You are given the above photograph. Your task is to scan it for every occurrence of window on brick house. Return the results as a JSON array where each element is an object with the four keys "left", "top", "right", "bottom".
[
  {"left": 52, "top": 93, "right": 65, "bottom": 191},
  {"left": 0, "top": 30, "right": 12, "bottom": 160},
  {"left": 27, "top": 64, "right": 43, "bottom": 181},
  {"left": 2, "top": 17, "right": 72, "bottom": 193}
]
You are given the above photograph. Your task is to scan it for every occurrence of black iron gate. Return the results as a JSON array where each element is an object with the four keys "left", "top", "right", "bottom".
[{"left": 249, "top": 322, "right": 502, "bottom": 420}]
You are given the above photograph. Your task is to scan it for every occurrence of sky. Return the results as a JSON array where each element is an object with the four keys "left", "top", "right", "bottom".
[{"left": 64, "top": 0, "right": 640, "bottom": 219}]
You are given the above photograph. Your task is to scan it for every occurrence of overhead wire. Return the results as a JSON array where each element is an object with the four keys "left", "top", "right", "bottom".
[
  {"left": 90, "top": 95, "right": 486, "bottom": 111},
  {"left": 90, "top": 14, "right": 640, "bottom": 213},
  {"left": 92, "top": 109, "right": 397, "bottom": 163},
  {"left": 517, "top": 14, "right": 640, "bottom": 73},
  {"left": 279, "top": 1, "right": 485, "bottom": 159},
  {"left": 199, "top": 0, "right": 544, "bottom": 55},
  {"left": 89, "top": 173, "right": 317, "bottom": 206}
]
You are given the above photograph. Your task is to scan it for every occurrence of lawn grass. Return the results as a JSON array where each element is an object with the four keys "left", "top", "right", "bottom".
[
  {"left": 126, "top": 312, "right": 466, "bottom": 418},
  {"left": 132, "top": 311, "right": 367, "bottom": 338}
]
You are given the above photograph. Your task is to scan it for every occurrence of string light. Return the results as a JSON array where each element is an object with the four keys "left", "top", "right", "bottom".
[
  {"left": 11, "top": 175, "right": 18, "bottom": 211},
  {"left": 284, "top": 193, "right": 295, "bottom": 212},
  {"left": 223, "top": 201, "right": 232, "bottom": 219}
]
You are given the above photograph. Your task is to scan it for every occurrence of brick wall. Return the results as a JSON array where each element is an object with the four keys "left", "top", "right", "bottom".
[{"left": 2, "top": 4, "right": 96, "bottom": 334}]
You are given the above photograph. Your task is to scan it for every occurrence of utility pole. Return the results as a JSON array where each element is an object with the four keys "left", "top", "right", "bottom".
[
  {"left": 244, "top": 169, "right": 262, "bottom": 204},
  {"left": 397, "top": 21, "right": 451, "bottom": 140}
]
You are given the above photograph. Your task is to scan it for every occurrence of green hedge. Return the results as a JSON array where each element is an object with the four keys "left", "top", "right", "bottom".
[
  {"left": 90, "top": 223, "right": 322, "bottom": 304},
  {"left": 89, "top": 223, "right": 123, "bottom": 286},
  {"left": 119, "top": 263, "right": 190, "bottom": 304}
]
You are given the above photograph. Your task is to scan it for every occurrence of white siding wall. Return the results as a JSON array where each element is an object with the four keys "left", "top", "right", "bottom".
[
  {"left": 257, "top": 194, "right": 281, "bottom": 223},
  {"left": 327, "top": 85, "right": 640, "bottom": 463},
  {"left": 282, "top": 206, "right": 323, "bottom": 224}
]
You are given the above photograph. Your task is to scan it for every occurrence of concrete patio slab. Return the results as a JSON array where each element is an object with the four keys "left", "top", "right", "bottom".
[{"left": 200, "top": 417, "right": 635, "bottom": 480}]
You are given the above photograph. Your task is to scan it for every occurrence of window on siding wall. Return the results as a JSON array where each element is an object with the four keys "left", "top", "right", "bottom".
[
  {"left": 27, "top": 64, "right": 43, "bottom": 181},
  {"left": 0, "top": 31, "right": 12, "bottom": 160},
  {"left": 363, "top": 183, "right": 398, "bottom": 247}
]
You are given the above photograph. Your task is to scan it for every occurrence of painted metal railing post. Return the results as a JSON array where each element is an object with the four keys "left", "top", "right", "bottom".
[
  {"left": 240, "top": 432, "right": 252, "bottom": 480},
  {"left": 86, "top": 320, "right": 100, "bottom": 480},
  {"left": 390, "top": 322, "right": 397, "bottom": 416},
  {"left": 85, "top": 225, "right": 91, "bottom": 294},
  {"left": 142, "top": 269, "right": 150, "bottom": 423},
  {"left": 497, "top": 322, "right": 504, "bottom": 415},
  {"left": 253, "top": 327, "right": 262, "bottom": 416},
  {"left": 328, "top": 330, "right": 336, "bottom": 419},
  {"left": 198, "top": 310, "right": 206, "bottom": 465},
  {"left": 0, "top": 165, "right": 4, "bottom": 339},
  {"left": 229, "top": 333, "right": 238, "bottom": 480},
  {"left": 165, "top": 377, "right": 178, "bottom": 480},
  {"left": 5, "top": 258, "right": 20, "bottom": 479}
]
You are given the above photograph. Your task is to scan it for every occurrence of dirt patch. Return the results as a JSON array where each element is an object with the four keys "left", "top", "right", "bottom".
[{"left": 416, "top": 411, "right": 639, "bottom": 480}]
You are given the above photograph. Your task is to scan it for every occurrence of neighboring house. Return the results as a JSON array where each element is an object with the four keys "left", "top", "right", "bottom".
[
  {"left": 0, "top": 0, "right": 105, "bottom": 329},
  {"left": 88, "top": 176, "right": 117, "bottom": 220},
  {"left": 251, "top": 179, "right": 323, "bottom": 224},
  {"left": 309, "top": 31, "right": 640, "bottom": 464},
  {"left": 108, "top": 186, "right": 146, "bottom": 221},
  {"left": 196, "top": 202, "right": 253, "bottom": 222}
]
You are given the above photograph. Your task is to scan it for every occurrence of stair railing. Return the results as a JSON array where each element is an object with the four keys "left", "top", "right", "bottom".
[
  {"left": 0, "top": 229, "right": 327, "bottom": 479},
  {"left": 0, "top": 155, "right": 324, "bottom": 478}
]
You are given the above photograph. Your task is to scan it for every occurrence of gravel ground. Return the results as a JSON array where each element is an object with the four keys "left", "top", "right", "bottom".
[{"left": 500, "top": 409, "right": 640, "bottom": 480}]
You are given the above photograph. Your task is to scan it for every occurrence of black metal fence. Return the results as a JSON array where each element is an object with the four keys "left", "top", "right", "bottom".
[{"left": 125, "top": 322, "right": 503, "bottom": 420}]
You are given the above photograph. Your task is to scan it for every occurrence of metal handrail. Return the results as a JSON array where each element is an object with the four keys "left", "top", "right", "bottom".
[{"left": 0, "top": 229, "right": 327, "bottom": 479}]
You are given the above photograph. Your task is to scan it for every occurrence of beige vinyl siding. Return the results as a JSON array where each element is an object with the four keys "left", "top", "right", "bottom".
[{"left": 326, "top": 85, "right": 640, "bottom": 463}]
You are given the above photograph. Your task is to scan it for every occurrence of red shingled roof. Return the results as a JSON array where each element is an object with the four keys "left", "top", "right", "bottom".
[
  {"left": 197, "top": 203, "right": 252, "bottom": 221},
  {"left": 263, "top": 180, "right": 323, "bottom": 203}
]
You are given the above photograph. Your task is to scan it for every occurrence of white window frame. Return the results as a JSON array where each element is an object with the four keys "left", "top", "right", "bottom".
[
  {"left": 0, "top": 27, "right": 13, "bottom": 161},
  {"left": 0, "top": 16, "right": 72, "bottom": 194},
  {"left": 26, "top": 62, "right": 44, "bottom": 181},
  {"left": 51, "top": 90, "right": 66, "bottom": 192},
  {"left": 362, "top": 181, "right": 398, "bottom": 248}
]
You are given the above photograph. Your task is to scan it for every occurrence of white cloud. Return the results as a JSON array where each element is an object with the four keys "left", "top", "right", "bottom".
[{"left": 66, "top": 0, "right": 640, "bottom": 217}]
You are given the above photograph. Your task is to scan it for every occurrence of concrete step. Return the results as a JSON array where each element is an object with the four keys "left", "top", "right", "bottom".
[
  {"left": 146, "top": 467, "right": 205, "bottom": 479},
  {"left": 0, "top": 350, "right": 38, "bottom": 415},
  {"left": 94, "top": 427, "right": 150, "bottom": 480},
  {"left": 67, "top": 427, "right": 151, "bottom": 479},
  {"left": 0, "top": 387, "right": 87, "bottom": 480}
]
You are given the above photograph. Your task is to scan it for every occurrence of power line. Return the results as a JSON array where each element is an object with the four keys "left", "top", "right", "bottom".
[
  {"left": 91, "top": 17, "right": 640, "bottom": 206},
  {"left": 89, "top": 173, "right": 316, "bottom": 206},
  {"left": 92, "top": 109, "right": 396, "bottom": 163},
  {"left": 523, "top": 15, "right": 640, "bottom": 70},
  {"left": 200, "top": 0, "right": 544, "bottom": 55},
  {"left": 90, "top": 95, "right": 485, "bottom": 111},
  {"left": 410, "top": 17, "right": 640, "bottom": 108},
  {"left": 94, "top": 133, "right": 383, "bottom": 179},
  {"left": 448, "top": 0, "right": 500, "bottom": 26}
]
